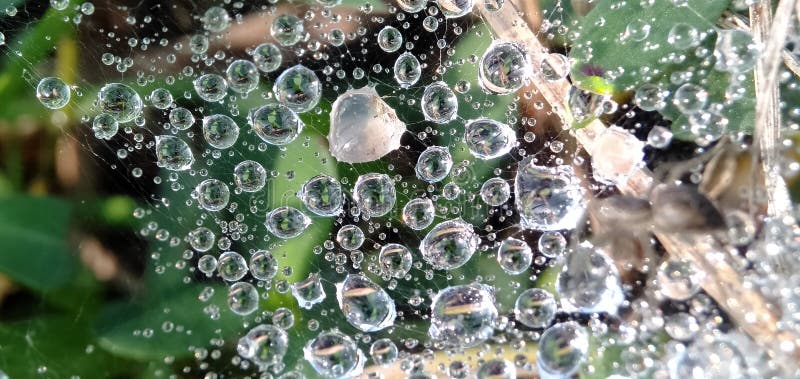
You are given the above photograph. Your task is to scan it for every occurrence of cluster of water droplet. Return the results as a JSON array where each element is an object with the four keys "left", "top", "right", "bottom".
[{"left": 27, "top": 0, "right": 800, "bottom": 377}]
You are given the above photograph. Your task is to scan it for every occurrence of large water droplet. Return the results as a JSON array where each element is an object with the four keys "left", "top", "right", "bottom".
[
  {"left": 36, "top": 77, "right": 70, "bottom": 109},
  {"left": 292, "top": 273, "right": 326, "bottom": 309},
  {"left": 394, "top": 52, "right": 422, "bottom": 88},
  {"left": 237, "top": 325, "right": 289, "bottom": 368},
  {"left": 226, "top": 59, "right": 260, "bottom": 94},
  {"left": 464, "top": 118, "right": 515, "bottom": 160},
  {"left": 478, "top": 41, "right": 531, "bottom": 95},
  {"left": 415, "top": 146, "right": 453, "bottom": 183},
  {"left": 336, "top": 274, "right": 396, "bottom": 332},
  {"left": 97, "top": 83, "right": 143, "bottom": 123},
  {"left": 556, "top": 245, "right": 623, "bottom": 313},
  {"left": 195, "top": 178, "right": 230, "bottom": 211},
  {"left": 514, "top": 288, "right": 557, "bottom": 328},
  {"left": 155, "top": 135, "right": 194, "bottom": 171},
  {"left": 193, "top": 74, "right": 228, "bottom": 102},
  {"left": 248, "top": 104, "right": 304, "bottom": 145},
  {"left": 537, "top": 321, "right": 589, "bottom": 377},
  {"left": 429, "top": 284, "right": 498, "bottom": 347},
  {"left": 402, "top": 197, "right": 435, "bottom": 230},
  {"left": 353, "top": 173, "right": 396, "bottom": 217},
  {"left": 265, "top": 206, "right": 311, "bottom": 239},
  {"left": 421, "top": 81, "right": 458, "bottom": 124},
  {"left": 515, "top": 159, "right": 585, "bottom": 231},
  {"left": 496, "top": 237, "right": 533, "bottom": 275},
  {"left": 274, "top": 64, "right": 321, "bottom": 113},
  {"left": 233, "top": 160, "right": 267, "bottom": 192},
  {"left": 420, "top": 218, "right": 479, "bottom": 270},
  {"left": 202, "top": 114, "right": 239, "bottom": 149},
  {"left": 379, "top": 243, "right": 413, "bottom": 278},
  {"left": 328, "top": 86, "right": 406, "bottom": 163},
  {"left": 300, "top": 174, "right": 345, "bottom": 216},
  {"left": 303, "top": 330, "right": 365, "bottom": 378}
]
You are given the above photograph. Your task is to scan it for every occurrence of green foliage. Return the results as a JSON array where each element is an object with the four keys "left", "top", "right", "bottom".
[
  {"left": 0, "top": 196, "right": 76, "bottom": 292},
  {"left": 569, "top": 0, "right": 755, "bottom": 138}
]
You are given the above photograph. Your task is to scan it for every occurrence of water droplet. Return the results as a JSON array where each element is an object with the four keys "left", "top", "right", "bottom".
[
  {"left": 248, "top": 103, "right": 304, "bottom": 145},
  {"left": 303, "top": 330, "right": 365, "bottom": 378},
  {"left": 420, "top": 218, "right": 479, "bottom": 270},
  {"left": 634, "top": 83, "right": 667, "bottom": 111},
  {"left": 402, "top": 197, "right": 435, "bottom": 230},
  {"left": 394, "top": 52, "right": 422, "bottom": 88},
  {"left": 370, "top": 338, "right": 398, "bottom": 366},
  {"left": 328, "top": 86, "right": 406, "bottom": 163},
  {"left": 480, "top": 177, "right": 510, "bottom": 206},
  {"left": 226, "top": 59, "right": 260, "bottom": 94},
  {"left": 237, "top": 324, "right": 289, "bottom": 367},
  {"left": 556, "top": 245, "right": 623, "bottom": 313},
  {"left": 377, "top": 26, "right": 403, "bottom": 53},
  {"left": 673, "top": 83, "right": 708, "bottom": 114},
  {"left": 668, "top": 22, "right": 700, "bottom": 49},
  {"left": 477, "top": 359, "right": 516, "bottom": 379},
  {"left": 292, "top": 273, "right": 326, "bottom": 309},
  {"left": 647, "top": 125, "right": 673, "bottom": 148},
  {"left": 416, "top": 146, "right": 453, "bottom": 183},
  {"left": 336, "top": 274, "right": 396, "bottom": 332},
  {"left": 437, "top": 0, "right": 475, "bottom": 18},
  {"left": 379, "top": 243, "right": 413, "bottom": 278},
  {"left": 272, "top": 307, "right": 295, "bottom": 329},
  {"left": 537, "top": 321, "right": 588, "bottom": 377},
  {"left": 155, "top": 135, "right": 194, "bottom": 171},
  {"left": 429, "top": 284, "right": 498, "bottom": 347},
  {"left": 657, "top": 259, "right": 704, "bottom": 300},
  {"left": 217, "top": 251, "right": 248, "bottom": 281},
  {"left": 149, "top": 88, "right": 173, "bottom": 109},
  {"left": 538, "top": 231, "right": 566, "bottom": 258},
  {"left": 353, "top": 173, "right": 396, "bottom": 217},
  {"left": 464, "top": 118, "right": 515, "bottom": 160},
  {"left": 479, "top": 41, "right": 531, "bottom": 95},
  {"left": 196, "top": 179, "right": 230, "bottom": 211},
  {"left": 271, "top": 14, "right": 304, "bottom": 46},
  {"left": 421, "top": 81, "right": 458, "bottom": 123},
  {"left": 714, "top": 29, "right": 760, "bottom": 74},
  {"left": 168, "top": 107, "right": 195, "bottom": 130},
  {"left": 671, "top": 337, "right": 747, "bottom": 379},
  {"left": 514, "top": 288, "right": 556, "bottom": 328},
  {"left": 250, "top": 250, "right": 278, "bottom": 281},
  {"left": 92, "top": 113, "right": 119, "bottom": 140},
  {"left": 37, "top": 77, "right": 71, "bottom": 109},
  {"left": 336, "top": 224, "right": 365, "bottom": 251},
  {"left": 496, "top": 237, "right": 532, "bottom": 275},
  {"left": 194, "top": 74, "right": 228, "bottom": 102},
  {"left": 515, "top": 159, "right": 585, "bottom": 231},
  {"left": 97, "top": 83, "right": 143, "bottom": 123},
  {"left": 202, "top": 114, "right": 239, "bottom": 149},
  {"left": 228, "top": 282, "right": 259, "bottom": 315},
  {"left": 188, "top": 227, "right": 215, "bottom": 252},
  {"left": 274, "top": 65, "right": 321, "bottom": 113},
  {"left": 266, "top": 206, "right": 311, "bottom": 239},
  {"left": 300, "top": 174, "right": 345, "bottom": 216},
  {"left": 233, "top": 160, "right": 267, "bottom": 192},
  {"left": 202, "top": 6, "right": 231, "bottom": 33},
  {"left": 397, "top": 0, "right": 427, "bottom": 12},
  {"left": 540, "top": 53, "right": 570, "bottom": 82},
  {"left": 252, "top": 43, "right": 283, "bottom": 73}
]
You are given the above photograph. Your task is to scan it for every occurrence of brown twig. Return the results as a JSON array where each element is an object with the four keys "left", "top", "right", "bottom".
[
  {"left": 750, "top": 0, "right": 796, "bottom": 218},
  {"left": 478, "top": 0, "right": 800, "bottom": 370}
]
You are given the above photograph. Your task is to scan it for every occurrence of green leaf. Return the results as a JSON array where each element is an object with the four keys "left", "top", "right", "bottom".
[
  {"left": 0, "top": 195, "right": 76, "bottom": 292},
  {"left": 0, "top": 315, "right": 134, "bottom": 379},
  {"left": 0, "top": 2, "right": 78, "bottom": 117},
  {"left": 570, "top": 0, "right": 731, "bottom": 93},
  {"left": 94, "top": 284, "right": 245, "bottom": 361}
]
